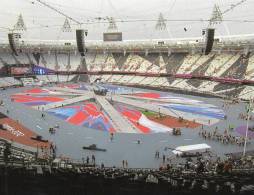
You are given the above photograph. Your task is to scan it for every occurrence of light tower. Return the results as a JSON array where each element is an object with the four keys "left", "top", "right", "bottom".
[
  {"left": 154, "top": 12, "right": 170, "bottom": 39},
  {"left": 107, "top": 17, "right": 118, "bottom": 32},
  {"left": 155, "top": 13, "right": 167, "bottom": 31},
  {"left": 61, "top": 18, "right": 72, "bottom": 32},
  {"left": 8, "top": 14, "right": 26, "bottom": 56},
  {"left": 13, "top": 14, "right": 27, "bottom": 31},
  {"left": 209, "top": 4, "right": 223, "bottom": 26}
]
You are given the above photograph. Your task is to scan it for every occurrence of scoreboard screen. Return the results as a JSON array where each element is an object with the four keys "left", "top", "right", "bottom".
[{"left": 103, "top": 32, "right": 122, "bottom": 42}]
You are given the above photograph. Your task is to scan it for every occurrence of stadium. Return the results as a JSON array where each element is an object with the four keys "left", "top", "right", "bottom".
[{"left": 1, "top": 0, "right": 254, "bottom": 194}]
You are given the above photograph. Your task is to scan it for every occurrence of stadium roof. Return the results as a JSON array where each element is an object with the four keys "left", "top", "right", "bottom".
[{"left": 0, "top": 0, "right": 254, "bottom": 42}]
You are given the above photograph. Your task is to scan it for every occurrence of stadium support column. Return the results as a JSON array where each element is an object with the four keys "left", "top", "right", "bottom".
[
  {"left": 77, "top": 57, "right": 89, "bottom": 82},
  {"left": 8, "top": 33, "right": 21, "bottom": 56},
  {"left": 202, "top": 28, "right": 215, "bottom": 55},
  {"left": 75, "top": 29, "right": 89, "bottom": 82},
  {"left": 76, "top": 29, "right": 86, "bottom": 56}
]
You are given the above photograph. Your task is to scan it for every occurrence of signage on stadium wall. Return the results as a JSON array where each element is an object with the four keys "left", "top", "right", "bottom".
[
  {"left": 6, "top": 64, "right": 33, "bottom": 75},
  {"left": 0, "top": 66, "right": 8, "bottom": 76},
  {"left": 103, "top": 32, "right": 122, "bottom": 42},
  {"left": 10, "top": 67, "right": 32, "bottom": 75},
  {"left": 32, "top": 65, "right": 55, "bottom": 75},
  {"left": 2, "top": 123, "right": 24, "bottom": 137}
]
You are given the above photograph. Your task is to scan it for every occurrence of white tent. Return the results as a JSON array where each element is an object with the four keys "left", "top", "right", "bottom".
[{"left": 172, "top": 143, "right": 211, "bottom": 155}]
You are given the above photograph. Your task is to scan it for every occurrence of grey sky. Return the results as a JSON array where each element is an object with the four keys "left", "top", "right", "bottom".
[{"left": 0, "top": 0, "right": 254, "bottom": 41}]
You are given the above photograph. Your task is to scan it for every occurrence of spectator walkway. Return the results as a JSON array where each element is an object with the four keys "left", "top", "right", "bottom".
[
  {"left": 95, "top": 95, "right": 137, "bottom": 133},
  {"left": 111, "top": 95, "right": 219, "bottom": 125},
  {"left": 121, "top": 94, "right": 210, "bottom": 106},
  {"left": 49, "top": 87, "right": 88, "bottom": 94},
  {"left": 17, "top": 92, "right": 81, "bottom": 96},
  {"left": 34, "top": 94, "right": 94, "bottom": 111}
]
